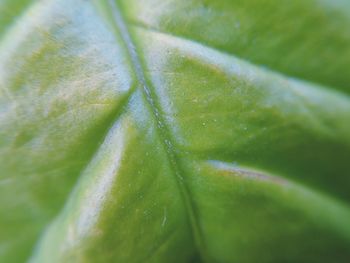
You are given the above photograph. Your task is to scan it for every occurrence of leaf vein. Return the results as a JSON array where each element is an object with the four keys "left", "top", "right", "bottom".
[
  {"left": 130, "top": 20, "right": 350, "bottom": 97},
  {"left": 105, "top": 0, "right": 208, "bottom": 260}
]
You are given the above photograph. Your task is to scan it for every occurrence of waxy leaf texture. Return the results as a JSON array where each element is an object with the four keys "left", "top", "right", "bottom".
[{"left": 1, "top": 0, "right": 350, "bottom": 262}]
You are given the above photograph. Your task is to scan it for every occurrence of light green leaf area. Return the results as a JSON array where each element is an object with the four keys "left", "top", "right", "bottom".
[{"left": 0, "top": 0, "right": 350, "bottom": 262}]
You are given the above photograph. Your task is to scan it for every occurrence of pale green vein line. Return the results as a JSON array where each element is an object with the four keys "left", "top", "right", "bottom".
[
  {"left": 208, "top": 159, "right": 350, "bottom": 238},
  {"left": 129, "top": 20, "right": 350, "bottom": 97},
  {"left": 106, "top": 0, "right": 208, "bottom": 261},
  {"left": 28, "top": 85, "right": 136, "bottom": 262},
  {"left": 0, "top": 0, "right": 35, "bottom": 41},
  {"left": 211, "top": 159, "right": 350, "bottom": 211}
]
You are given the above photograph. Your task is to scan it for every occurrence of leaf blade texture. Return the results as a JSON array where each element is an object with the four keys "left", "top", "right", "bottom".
[{"left": 1, "top": 0, "right": 350, "bottom": 262}]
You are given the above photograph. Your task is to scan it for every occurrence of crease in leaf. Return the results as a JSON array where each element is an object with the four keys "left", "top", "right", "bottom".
[{"left": 100, "top": 0, "right": 208, "bottom": 260}]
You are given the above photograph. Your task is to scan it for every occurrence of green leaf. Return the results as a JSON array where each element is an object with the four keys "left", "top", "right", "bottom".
[{"left": 1, "top": 0, "right": 350, "bottom": 262}]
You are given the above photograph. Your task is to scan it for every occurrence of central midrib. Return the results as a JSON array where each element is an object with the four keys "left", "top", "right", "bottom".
[{"left": 103, "top": 0, "right": 207, "bottom": 261}]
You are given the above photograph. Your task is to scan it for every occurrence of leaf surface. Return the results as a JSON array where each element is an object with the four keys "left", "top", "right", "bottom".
[{"left": 1, "top": 0, "right": 350, "bottom": 262}]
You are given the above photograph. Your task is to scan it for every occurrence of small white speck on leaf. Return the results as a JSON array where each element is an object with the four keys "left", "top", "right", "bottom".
[{"left": 162, "top": 207, "right": 167, "bottom": 227}]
